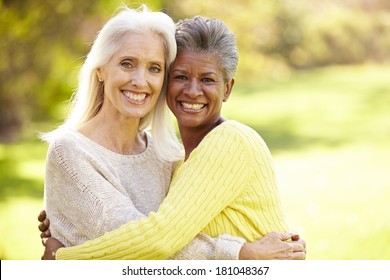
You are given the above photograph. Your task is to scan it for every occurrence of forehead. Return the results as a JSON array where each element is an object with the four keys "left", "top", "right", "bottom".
[
  {"left": 113, "top": 31, "right": 165, "bottom": 62},
  {"left": 172, "top": 51, "right": 221, "bottom": 70}
]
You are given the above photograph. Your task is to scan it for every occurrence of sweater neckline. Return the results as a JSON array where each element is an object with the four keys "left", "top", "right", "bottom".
[
  {"left": 180, "top": 119, "right": 236, "bottom": 164},
  {"left": 69, "top": 129, "right": 155, "bottom": 160}
]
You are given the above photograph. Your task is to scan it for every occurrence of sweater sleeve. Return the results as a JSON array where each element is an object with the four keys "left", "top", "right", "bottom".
[
  {"left": 169, "top": 233, "right": 245, "bottom": 260},
  {"left": 47, "top": 133, "right": 244, "bottom": 259},
  {"left": 56, "top": 127, "right": 250, "bottom": 259}
]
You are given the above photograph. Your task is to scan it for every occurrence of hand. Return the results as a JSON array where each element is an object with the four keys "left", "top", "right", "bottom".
[
  {"left": 41, "top": 237, "right": 65, "bottom": 260},
  {"left": 38, "top": 210, "right": 51, "bottom": 238},
  {"left": 239, "top": 231, "right": 306, "bottom": 260},
  {"left": 37, "top": 210, "right": 50, "bottom": 237}
]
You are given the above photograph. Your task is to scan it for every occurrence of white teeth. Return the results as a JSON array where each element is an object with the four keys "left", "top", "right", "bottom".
[
  {"left": 181, "top": 102, "right": 205, "bottom": 110},
  {"left": 123, "top": 91, "right": 146, "bottom": 102}
]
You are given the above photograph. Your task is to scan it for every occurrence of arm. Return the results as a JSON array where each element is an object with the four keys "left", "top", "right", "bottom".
[
  {"left": 38, "top": 209, "right": 245, "bottom": 260},
  {"left": 42, "top": 137, "right": 247, "bottom": 259},
  {"left": 39, "top": 211, "right": 305, "bottom": 260},
  {"left": 55, "top": 129, "right": 250, "bottom": 259}
]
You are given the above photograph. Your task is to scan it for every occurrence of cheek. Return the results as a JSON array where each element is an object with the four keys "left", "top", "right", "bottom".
[
  {"left": 151, "top": 76, "right": 165, "bottom": 93},
  {"left": 166, "top": 84, "right": 179, "bottom": 103}
]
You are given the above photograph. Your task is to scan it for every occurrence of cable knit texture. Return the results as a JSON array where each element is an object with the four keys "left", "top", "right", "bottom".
[
  {"left": 44, "top": 128, "right": 243, "bottom": 260},
  {"left": 55, "top": 120, "right": 288, "bottom": 260}
]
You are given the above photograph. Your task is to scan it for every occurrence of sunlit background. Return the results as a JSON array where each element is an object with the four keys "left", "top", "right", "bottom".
[{"left": 1, "top": 0, "right": 389, "bottom": 260}]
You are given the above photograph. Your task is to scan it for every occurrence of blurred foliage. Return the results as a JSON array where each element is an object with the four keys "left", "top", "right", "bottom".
[
  {"left": 0, "top": 0, "right": 389, "bottom": 142},
  {"left": 1, "top": 0, "right": 99, "bottom": 141},
  {"left": 163, "top": 0, "right": 390, "bottom": 77}
]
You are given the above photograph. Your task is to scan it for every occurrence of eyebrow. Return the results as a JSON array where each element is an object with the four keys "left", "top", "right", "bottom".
[
  {"left": 171, "top": 69, "right": 217, "bottom": 76},
  {"left": 119, "top": 56, "right": 165, "bottom": 65}
]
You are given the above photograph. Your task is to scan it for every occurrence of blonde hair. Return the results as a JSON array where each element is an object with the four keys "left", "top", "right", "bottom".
[{"left": 42, "top": 5, "right": 183, "bottom": 161}]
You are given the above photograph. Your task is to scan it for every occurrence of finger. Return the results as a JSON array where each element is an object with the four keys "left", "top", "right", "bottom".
[
  {"left": 291, "top": 234, "right": 300, "bottom": 241},
  {"left": 37, "top": 210, "right": 46, "bottom": 222},
  {"left": 38, "top": 222, "right": 46, "bottom": 232},
  {"left": 299, "top": 239, "right": 306, "bottom": 249},
  {"left": 291, "top": 242, "right": 305, "bottom": 252},
  {"left": 42, "top": 237, "right": 47, "bottom": 246},
  {"left": 292, "top": 251, "right": 306, "bottom": 260},
  {"left": 288, "top": 250, "right": 306, "bottom": 260},
  {"left": 38, "top": 219, "right": 49, "bottom": 232},
  {"left": 293, "top": 238, "right": 306, "bottom": 249},
  {"left": 40, "top": 230, "right": 51, "bottom": 239},
  {"left": 275, "top": 232, "right": 293, "bottom": 241}
]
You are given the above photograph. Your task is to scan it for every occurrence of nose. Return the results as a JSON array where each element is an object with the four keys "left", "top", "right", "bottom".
[
  {"left": 130, "top": 68, "right": 148, "bottom": 88},
  {"left": 184, "top": 79, "right": 202, "bottom": 98}
]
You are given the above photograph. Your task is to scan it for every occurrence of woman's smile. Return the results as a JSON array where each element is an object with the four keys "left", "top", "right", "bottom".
[
  {"left": 122, "top": 90, "right": 148, "bottom": 104},
  {"left": 167, "top": 50, "right": 232, "bottom": 129},
  {"left": 179, "top": 101, "right": 206, "bottom": 111}
]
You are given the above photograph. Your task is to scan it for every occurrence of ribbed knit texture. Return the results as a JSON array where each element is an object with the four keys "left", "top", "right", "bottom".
[
  {"left": 44, "top": 128, "right": 243, "bottom": 260},
  {"left": 56, "top": 120, "right": 288, "bottom": 260}
]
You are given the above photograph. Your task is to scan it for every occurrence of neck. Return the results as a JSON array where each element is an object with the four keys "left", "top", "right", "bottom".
[
  {"left": 179, "top": 117, "right": 226, "bottom": 160},
  {"left": 78, "top": 110, "right": 145, "bottom": 155}
]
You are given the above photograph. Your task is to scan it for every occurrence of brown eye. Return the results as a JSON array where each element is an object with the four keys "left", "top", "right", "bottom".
[
  {"left": 175, "top": 75, "right": 187, "bottom": 80},
  {"left": 202, "top": 77, "right": 215, "bottom": 82}
]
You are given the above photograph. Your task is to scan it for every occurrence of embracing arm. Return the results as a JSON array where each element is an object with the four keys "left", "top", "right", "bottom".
[
  {"left": 39, "top": 214, "right": 306, "bottom": 260},
  {"left": 55, "top": 129, "right": 250, "bottom": 259},
  {"left": 38, "top": 209, "right": 245, "bottom": 260},
  {"left": 43, "top": 137, "right": 246, "bottom": 260}
]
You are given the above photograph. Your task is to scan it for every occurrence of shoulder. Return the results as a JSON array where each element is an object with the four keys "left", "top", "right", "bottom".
[
  {"left": 218, "top": 120, "right": 271, "bottom": 155},
  {"left": 48, "top": 129, "right": 80, "bottom": 151},
  {"left": 192, "top": 120, "right": 258, "bottom": 161},
  {"left": 217, "top": 120, "right": 266, "bottom": 144},
  {"left": 223, "top": 120, "right": 259, "bottom": 135},
  {"left": 46, "top": 129, "right": 89, "bottom": 165}
]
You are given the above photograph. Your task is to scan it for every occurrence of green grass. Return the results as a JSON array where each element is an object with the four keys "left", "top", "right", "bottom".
[
  {"left": 0, "top": 141, "right": 47, "bottom": 259},
  {"left": 0, "top": 64, "right": 389, "bottom": 259},
  {"left": 224, "top": 64, "right": 390, "bottom": 259}
]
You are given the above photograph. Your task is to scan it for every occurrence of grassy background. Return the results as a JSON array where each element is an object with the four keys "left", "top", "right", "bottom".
[{"left": 0, "top": 64, "right": 389, "bottom": 259}]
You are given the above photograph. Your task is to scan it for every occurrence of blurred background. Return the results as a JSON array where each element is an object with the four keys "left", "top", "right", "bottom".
[{"left": 0, "top": 0, "right": 389, "bottom": 259}]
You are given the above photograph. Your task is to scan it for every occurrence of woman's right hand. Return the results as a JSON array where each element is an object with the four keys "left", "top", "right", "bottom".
[{"left": 239, "top": 231, "right": 306, "bottom": 260}]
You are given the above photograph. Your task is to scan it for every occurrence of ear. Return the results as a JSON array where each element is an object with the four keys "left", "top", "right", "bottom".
[
  {"left": 223, "top": 79, "right": 234, "bottom": 102},
  {"left": 96, "top": 68, "right": 103, "bottom": 82}
]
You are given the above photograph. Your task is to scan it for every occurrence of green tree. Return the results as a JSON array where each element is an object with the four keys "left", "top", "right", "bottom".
[{"left": 0, "top": 0, "right": 101, "bottom": 141}]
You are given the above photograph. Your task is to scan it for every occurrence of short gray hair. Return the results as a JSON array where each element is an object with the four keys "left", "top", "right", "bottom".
[{"left": 175, "top": 16, "right": 238, "bottom": 81}]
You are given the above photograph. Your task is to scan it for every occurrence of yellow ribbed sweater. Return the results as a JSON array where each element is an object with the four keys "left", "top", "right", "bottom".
[{"left": 56, "top": 120, "right": 288, "bottom": 259}]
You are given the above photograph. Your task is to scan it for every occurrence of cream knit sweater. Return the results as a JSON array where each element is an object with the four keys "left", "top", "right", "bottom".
[
  {"left": 55, "top": 120, "right": 289, "bottom": 260},
  {"left": 44, "top": 129, "right": 244, "bottom": 260}
]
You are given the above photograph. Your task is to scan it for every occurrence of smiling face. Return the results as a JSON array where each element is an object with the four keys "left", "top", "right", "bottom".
[
  {"left": 97, "top": 31, "right": 165, "bottom": 121},
  {"left": 167, "top": 50, "right": 233, "bottom": 130}
]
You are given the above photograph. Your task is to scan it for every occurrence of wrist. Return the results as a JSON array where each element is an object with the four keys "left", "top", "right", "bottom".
[{"left": 239, "top": 243, "right": 252, "bottom": 260}]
